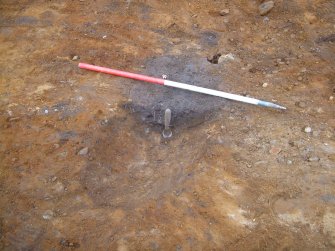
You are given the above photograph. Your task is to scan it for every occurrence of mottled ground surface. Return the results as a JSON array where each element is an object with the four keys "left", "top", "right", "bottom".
[{"left": 0, "top": 0, "right": 335, "bottom": 250}]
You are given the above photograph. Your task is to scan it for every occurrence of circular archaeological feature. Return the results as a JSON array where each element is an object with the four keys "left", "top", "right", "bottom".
[{"left": 128, "top": 55, "right": 227, "bottom": 127}]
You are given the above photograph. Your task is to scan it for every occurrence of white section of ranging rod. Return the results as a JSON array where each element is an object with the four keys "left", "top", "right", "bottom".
[{"left": 164, "top": 80, "right": 286, "bottom": 109}]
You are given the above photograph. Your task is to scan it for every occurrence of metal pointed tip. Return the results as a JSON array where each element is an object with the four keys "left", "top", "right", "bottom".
[
  {"left": 274, "top": 104, "right": 287, "bottom": 110},
  {"left": 258, "top": 101, "right": 287, "bottom": 110},
  {"left": 272, "top": 104, "right": 287, "bottom": 110}
]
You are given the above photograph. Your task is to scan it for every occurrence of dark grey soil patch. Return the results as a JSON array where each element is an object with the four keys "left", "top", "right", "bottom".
[{"left": 128, "top": 55, "right": 227, "bottom": 128}]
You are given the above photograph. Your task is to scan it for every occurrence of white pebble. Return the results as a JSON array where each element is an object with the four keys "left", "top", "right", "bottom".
[
  {"left": 304, "top": 127, "right": 312, "bottom": 133},
  {"left": 262, "top": 82, "right": 268, "bottom": 87},
  {"left": 78, "top": 147, "right": 89, "bottom": 155},
  {"left": 42, "top": 210, "right": 54, "bottom": 220}
]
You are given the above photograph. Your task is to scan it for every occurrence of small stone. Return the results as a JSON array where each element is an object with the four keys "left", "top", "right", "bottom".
[
  {"left": 218, "top": 53, "right": 235, "bottom": 64},
  {"left": 42, "top": 210, "right": 54, "bottom": 220},
  {"left": 262, "top": 82, "right": 268, "bottom": 88},
  {"left": 316, "top": 107, "right": 323, "bottom": 113},
  {"left": 78, "top": 147, "right": 89, "bottom": 155},
  {"left": 269, "top": 146, "right": 282, "bottom": 155},
  {"left": 312, "top": 131, "right": 320, "bottom": 137},
  {"left": 304, "top": 127, "right": 312, "bottom": 133},
  {"left": 59, "top": 151, "right": 67, "bottom": 158},
  {"left": 72, "top": 55, "right": 79, "bottom": 61},
  {"left": 330, "top": 96, "right": 334, "bottom": 101},
  {"left": 259, "top": 1, "right": 274, "bottom": 16},
  {"left": 9, "top": 117, "right": 20, "bottom": 122},
  {"left": 308, "top": 156, "right": 320, "bottom": 162},
  {"left": 295, "top": 101, "right": 307, "bottom": 108},
  {"left": 51, "top": 176, "right": 57, "bottom": 182},
  {"left": 53, "top": 182, "right": 65, "bottom": 193},
  {"left": 287, "top": 160, "right": 293, "bottom": 165},
  {"left": 219, "top": 9, "right": 230, "bottom": 16},
  {"left": 298, "top": 76, "right": 303, "bottom": 81}
]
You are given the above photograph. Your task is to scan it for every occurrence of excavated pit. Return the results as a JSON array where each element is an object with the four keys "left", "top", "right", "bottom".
[{"left": 127, "top": 55, "right": 227, "bottom": 129}]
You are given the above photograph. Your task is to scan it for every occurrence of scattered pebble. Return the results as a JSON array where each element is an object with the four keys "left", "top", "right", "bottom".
[
  {"left": 330, "top": 96, "right": 334, "bottom": 101},
  {"left": 287, "top": 160, "right": 293, "bottom": 165},
  {"left": 8, "top": 117, "right": 20, "bottom": 122},
  {"left": 304, "top": 127, "right": 312, "bottom": 133},
  {"left": 60, "top": 239, "right": 80, "bottom": 248},
  {"left": 269, "top": 146, "right": 282, "bottom": 155},
  {"left": 263, "top": 17, "right": 270, "bottom": 23},
  {"left": 259, "top": 1, "right": 274, "bottom": 16},
  {"left": 316, "top": 107, "right": 323, "bottom": 113},
  {"left": 219, "top": 9, "right": 230, "bottom": 16},
  {"left": 308, "top": 156, "right": 320, "bottom": 162},
  {"left": 295, "top": 101, "right": 307, "bottom": 108},
  {"left": 59, "top": 151, "right": 67, "bottom": 158},
  {"left": 78, "top": 147, "right": 89, "bottom": 155},
  {"left": 72, "top": 55, "right": 80, "bottom": 61},
  {"left": 262, "top": 82, "right": 268, "bottom": 88},
  {"left": 312, "top": 131, "right": 320, "bottom": 137},
  {"left": 218, "top": 53, "right": 235, "bottom": 64},
  {"left": 42, "top": 210, "right": 54, "bottom": 220},
  {"left": 51, "top": 176, "right": 57, "bottom": 182},
  {"left": 298, "top": 76, "right": 303, "bottom": 81},
  {"left": 102, "top": 35, "right": 107, "bottom": 39}
]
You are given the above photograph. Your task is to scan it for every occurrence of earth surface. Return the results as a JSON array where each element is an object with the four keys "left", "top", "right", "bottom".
[{"left": 0, "top": 0, "right": 335, "bottom": 250}]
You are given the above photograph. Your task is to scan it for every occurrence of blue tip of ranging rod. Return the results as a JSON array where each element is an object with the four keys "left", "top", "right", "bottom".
[{"left": 258, "top": 101, "right": 287, "bottom": 110}]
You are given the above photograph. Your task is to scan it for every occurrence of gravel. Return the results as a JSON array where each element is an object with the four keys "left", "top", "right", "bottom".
[
  {"left": 304, "top": 127, "right": 312, "bottom": 133},
  {"left": 259, "top": 1, "right": 274, "bottom": 16},
  {"left": 78, "top": 147, "right": 89, "bottom": 155},
  {"left": 308, "top": 156, "right": 320, "bottom": 162},
  {"left": 296, "top": 101, "right": 307, "bottom": 108},
  {"left": 42, "top": 210, "right": 54, "bottom": 220},
  {"left": 219, "top": 9, "right": 230, "bottom": 16}
]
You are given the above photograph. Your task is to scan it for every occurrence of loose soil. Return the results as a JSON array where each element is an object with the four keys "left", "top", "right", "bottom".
[{"left": 0, "top": 0, "right": 334, "bottom": 250}]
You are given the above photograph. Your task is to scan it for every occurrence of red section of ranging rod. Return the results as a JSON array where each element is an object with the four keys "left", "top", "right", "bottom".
[{"left": 78, "top": 63, "right": 165, "bottom": 85}]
